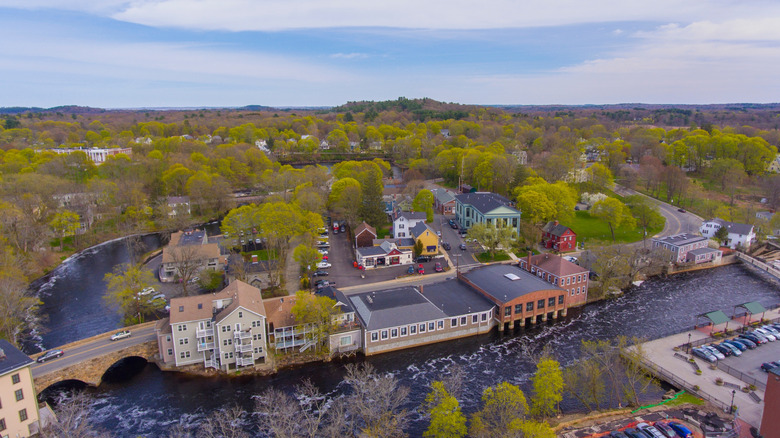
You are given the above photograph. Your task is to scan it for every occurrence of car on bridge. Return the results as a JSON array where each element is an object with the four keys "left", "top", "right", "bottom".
[
  {"left": 37, "top": 349, "right": 64, "bottom": 363},
  {"left": 110, "top": 330, "right": 132, "bottom": 341}
]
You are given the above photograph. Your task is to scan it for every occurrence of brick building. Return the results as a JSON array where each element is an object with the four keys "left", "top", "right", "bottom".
[
  {"left": 518, "top": 253, "right": 589, "bottom": 307},
  {"left": 761, "top": 366, "right": 780, "bottom": 437},
  {"left": 541, "top": 221, "right": 577, "bottom": 252}
]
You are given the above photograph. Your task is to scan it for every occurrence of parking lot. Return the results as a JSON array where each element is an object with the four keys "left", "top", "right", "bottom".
[{"left": 717, "top": 330, "right": 780, "bottom": 381}]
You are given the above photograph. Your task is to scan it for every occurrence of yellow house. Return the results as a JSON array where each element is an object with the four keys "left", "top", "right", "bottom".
[
  {"left": 410, "top": 223, "right": 439, "bottom": 255},
  {"left": 0, "top": 340, "right": 42, "bottom": 437}
]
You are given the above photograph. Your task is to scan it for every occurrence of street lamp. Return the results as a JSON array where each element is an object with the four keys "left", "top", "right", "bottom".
[
  {"left": 730, "top": 389, "right": 736, "bottom": 414},
  {"left": 687, "top": 333, "right": 691, "bottom": 354}
]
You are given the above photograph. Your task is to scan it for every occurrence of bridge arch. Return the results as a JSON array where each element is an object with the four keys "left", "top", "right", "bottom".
[{"left": 101, "top": 356, "right": 150, "bottom": 384}]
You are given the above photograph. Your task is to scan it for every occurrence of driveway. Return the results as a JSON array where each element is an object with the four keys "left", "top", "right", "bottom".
[{"left": 432, "top": 214, "right": 481, "bottom": 269}]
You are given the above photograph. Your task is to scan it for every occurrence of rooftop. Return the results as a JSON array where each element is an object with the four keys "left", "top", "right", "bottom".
[
  {"left": 652, "top": 233, "right": 708, "bottom": 246},
  {"left": 462, "top": 264, "right": 564, "bottom": 303},
  {"left": 526, "top": 253, "right": 588, "bottom": 276},
  {"left": 706, "top": 218, "right": 755, "bottom": 236},
  {"left": 688, "top": 247, "right": 721, "bottom": 256},
  {"left": 316, "top": 286, "right": 355, "bottom": 314},
  {"left": 349, "top": 286, "right": 446, "bottom": 331},
  {"left": 169, "top": 280, "right": 265, "bottom": 324},
  {"left": 455, "top": 192, "right": 519, "bottom": 216},
  {"left": 542, "top": 221, "right": 574, "bottom": 237},
  {"left": 263, "top": 296, "right": 298, "bottom": 329},
  {"left": 0, "top": 339, "right": 33, "bottom": 375},
  {"left": 396, "top": 211, "right": 427, "bottom": 221},
  {"left": 422, "top": 280, "right": 495, "bottom": 317}
]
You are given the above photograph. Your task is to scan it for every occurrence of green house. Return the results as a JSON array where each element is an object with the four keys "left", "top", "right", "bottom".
[{"left": 455, "top": 192, "right": 522, "bottom": 234}]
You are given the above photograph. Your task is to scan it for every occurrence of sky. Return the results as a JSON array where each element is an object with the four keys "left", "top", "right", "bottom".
[{"left": 1, "top": 0, "right": 780, "bottom": 108}]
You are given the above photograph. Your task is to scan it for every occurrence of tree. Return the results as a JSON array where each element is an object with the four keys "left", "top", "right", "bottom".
[
  {"left": 467, "top": 222, "right": 515, "bottom": 260},
  {"left": 423, "top": 381, "right": 467, "bottom": 438},
  {"left": 342, "top": 363, "right": 410, "bottom": 437},
  {"left": 103, "top": 263, "right": 160, "bottom": 325},
  {"left": 291, "top": 290, "right": 339, "bottom": 352},
  {"left": 413, "top": 239, "right": 424, "bottom": 259},
  {"left": 293, "top": 244, "right": 324, "bottom": 277},
  {"left": 585, "top": 163, "right": 614, "bottom": 192},
  {"left": 469, "top": 381, "right": 529, "bottom": 438},
  {"left": 328, "top": 178, "right": 362, "bottom": 228},
  {"left": 514, "top": 181, "right": 577, "bottom": 223},
  {"left": 708, "top": 158, "right": 746, "bottom": 204},
  {"left": 413, "top": 189, "right": 435, "bottom": 223},
  {"left": 40, "top": 392, "right": 109, "bottom": 438},
  {"left": 515, "top": 190, "right": 556, "bottom": 225},
  {"left": 0, "top": 247, "right": 40, "bottom": 345},
  {"left": 625, "top": 195, "right": 665, "bottom": 248},
  {"left": 714, "top": 226, "right": 729, "bottom": 246},
  {"left": 591, "top": 197, "right": 636, "bottom": 242},
  {"left": 199, "top": 268, "right": 223, "bottom": 292},
  {"left": 166, "top": 244, "right": 204, "bottom": 297},
  {"left": 530, "top": 356, "right": 563, "bottom": 418},
  {"left": 49, "top": 210, "right": 81, "bottom": 251}
]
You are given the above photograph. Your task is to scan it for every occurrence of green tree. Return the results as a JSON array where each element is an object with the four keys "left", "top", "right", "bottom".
[
  {"left": 467, "top": 222, "right": 515, "bottom": 260},
  {"left": 413, "top": 189, "right": 435, "bottom": 222},
  {"left": 198, "top": 268, "right": 223, "bottom": 292},
  {"left": 293, "top": 244, "right": 324, "bottom": 278},
  {"left": 0, "top": 247, "right": 40, "bottom": 345},
  {"left": 714, "top": 226, "right": 729, "bottom": 245},
  {"left": 514, "top": 181, "right": 578, "bottom": 223},
  {"left": 423, "top": 381, "right": 467, "bottom": 438},
  {"left": 530, "top": 357, "right": 563, "bottom": 418},
  {"left": 328, "top": 177, "right": 362, "bottom": 228},
  {"left": 291, "top": 290, "right": 339, "bottom": 352},
  {"left": 469, "top": 382, "right": 529, "bottom": 438},
  {"left": 48, "top": 210, "right": 81, "bottom": 251},
  {"left": 515, "top": 190, "right": 557, "bottom": 225},
  {"left": 625, "top": 195, "right": 665, "bottom": 248},
  {"left": 103, "top": 264, "right": 160, "bottom": 325},
  {"left": 591, "top": 197, "right": 636, "bottom": 242},
  {"left": 585, "top": 162, "right": 614, "bottom": 192}
]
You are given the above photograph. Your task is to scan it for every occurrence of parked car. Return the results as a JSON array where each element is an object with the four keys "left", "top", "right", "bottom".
[
  {"left": 667, "top": 422, "right": 693, "bottom": 438},
  {"left": 762, "top": 325, "right": 780, "bottom": 337},
  {"left": 434, "top": 262, "right": 443, "bottom": 272},
  {"left": 706, "top": 344, "right": 730, "bottom": 358},
  {"left": 636, "top": 423, "right": 666, "bottom": 438},
  {"left": 315, "top": 280, "right": 335, "bottom": 289},
  {"left": 563, "top": 255, "right": 579, "bottom": 265},
  {"left": 459, "top": 243, "right": 467, "bottom": 250},
  {"left": 339, "top": 225, "right": 346, "bottom": 233},
  {"left": 312, "top": 270, "right": 329, "bottom": 277},
  {"left": 110, "top": 330, "right": 131, "bottom": 341},
  {"left": 441, "top": 242, "right": 451, "bottom": 250},
  {"left": 701, "top": 345, "right": 725, "bottom": 360},
  {"left": 417, "top": 264, "right": 424, "bottom": 275},
  {"left": 318, "top": 249, "right": 329, "bottom": 255},
  {"left": 747, "top": 331, "right": 768, "bottom": 344},
  {"left": 739, "top": 333, "right": 764, "bottom": 345},
  {"left": 718, "top": 342, "right": 741, "bottom": 356},
  {"left": 138, "top": 287, "right": 155, "bottom": 296},
  {"left": 677, "top": 208, "right": 686, "bottom": 213},
  {"left": 754, "top": 328, "right": 776, "bottom": 341},
  {"left": 760, "top": 362, "right": 780, "bottom": 372},
  {"left": 37, "top": 349, "right": 64, "bottom": 363},
  {"left": 407, "top": 265, "right": 415, "bottom": 274},
  {"left": 436, "top": 230, "right": 441, "bottom": 237},
  {"left": 723, "top": 339, "right": 748, "bottom": 351},
  {"left": 322, "top": 255, "right": 328, "bottom": 260},
  {"left": 188, "top": 276, "right": 200, "bottom": 284},
  {"left": 610, "top": 432, "right": 630, "bottom": 438},
  {"left": 691, "top": 347, "right": 717, "bottom": 363},
  {"left": 651, "top": 422, "right": 676, "bottom": 438},
  {"left": 317, "top": 261, "right": 332, "bottom": 269},
  {"left": 623, "top": 429, "right": 645, "bottom": 438},
  {"left": 449, "top": 221, "right": 458, "bottom": 229},
  {"left": 417, "top": 255, "right": 432, "bottom": 263},
  {"left": 735, "top": 336, "right": 758, "bottom": 349}
]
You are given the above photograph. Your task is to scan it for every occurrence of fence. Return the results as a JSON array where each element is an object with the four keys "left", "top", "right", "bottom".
[
  {"left": 716, "top": 362, "right": 766, "bottom": 390},
  {"left": 679, "top": 311, "right": 780, "bottom": 351},
  {"left": 640, "top": 360, "right": 732, "bottom": 413},
  {"left": 736, "top": 251, "right": 780, "bottom": 280}
]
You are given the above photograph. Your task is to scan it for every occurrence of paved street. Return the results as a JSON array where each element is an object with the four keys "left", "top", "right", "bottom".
[
  {"left": 31, "top": 322, "right": 157, "bottom": 377},
  {"left": 613, "top": 183, "right": 703, "bottom": 237}
]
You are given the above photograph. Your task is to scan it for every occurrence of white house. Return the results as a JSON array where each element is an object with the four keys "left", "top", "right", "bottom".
[
  {"left": 699, "top": 218, "right": 756, "bottom": 249},
  {"left": 393, "top": 211, "right": 426, "bottom": 239}
]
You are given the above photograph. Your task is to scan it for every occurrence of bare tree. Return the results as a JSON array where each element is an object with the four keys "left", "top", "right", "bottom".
[
  {"left": 342, "top": 363, "right": 410, "bottom": 438},
  {"left": 255, "top": 388, "right": 307, "bottom": 438},
  {"left": 40, "top": 392, "right": 109, "bottom": 438},
  {"left": 196, "top": 405, "right": 250, "bottom": 438},
  {"left": 167, "top": 244, "right": 204, "bottom": 296},
  {"left": 438, "top": 363, "right": 467, "bottom": 400}
]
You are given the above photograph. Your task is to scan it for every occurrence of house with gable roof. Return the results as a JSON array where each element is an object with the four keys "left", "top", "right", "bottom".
[
  {"left": 393, "top": 211, "right": 426, "bottom": 238},
  {"left": 316, "top": 286, "right": 362, "bottom": 355},
  {"left": 0, "top": 339, "right": 43, "bottom": 437},
  {"left": 356, "top": 241, "right": 413, "bottom": 269},
  {"left": 431, "top": 188, "right": 457, "bottom": 215},
  {"left": 410, "top": 222, "right": 439, "bottom": 255},
  {"left": 518, "top": 253, "right": 590, "bottom": 307},
  {"left": 454, "top": 192, "right": 521, "bottom": 234},
  {"left": 354, "top": 221, "right": 377, "bottom": 248},
  {"left": 699, "top": 218, "right": 757, "bottom": 249},
  {"left": 651, "top": 233, "right": 721, "bottom": 264},
  {"left": 541, "top": 221, "right": 577, "bottom": 252},
  {"left": 155, "top": 280, "right": 269, "bottom": 372}
]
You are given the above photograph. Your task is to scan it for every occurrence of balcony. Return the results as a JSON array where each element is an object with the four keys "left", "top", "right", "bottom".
[
  {"left": 236, "top": 356, "right": 255, "bottom": 367},
  {"left": 336, "top": 342, "right": 360, "bottom": 353},
  {"left": 197, "top": 342, "right": 215, "bottom": 352},
  {"left": 234, "top": 330, "right": 252, "bottom": 340},
  {"left": 204, "top": 358, "right": 218, "bottom": 369},
  {"left": 235, "top": 342, "right": 253, "bottom": 353},
  {"left": 332, "top": 321, "right": 361, "bottom": 334},
  {"left": 196, "top": 327, "right": 214, "bottom": 338}
]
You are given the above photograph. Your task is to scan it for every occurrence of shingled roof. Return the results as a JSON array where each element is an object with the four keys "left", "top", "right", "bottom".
[
  {"left": 542, "top": 221, "right": 573, "bottom": 237},
  {"left": 707, "top": 218, "right": 755, "bottom": 236},
  {"left": 455, "top": 192, "right": 518, "bottom": 215},
  {"left": 354, "top": 221, "right": 377, "bottom": 238}
]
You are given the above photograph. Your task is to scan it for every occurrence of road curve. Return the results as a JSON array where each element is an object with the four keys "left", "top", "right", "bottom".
[{"left": 613, "top": 184, "right": 703, "bottom": 238}]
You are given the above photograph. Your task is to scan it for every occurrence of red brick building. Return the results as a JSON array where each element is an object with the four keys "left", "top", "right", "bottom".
[
  {"left": 354, "top": 221, "right": 377, "bottom": 248},
  {"left": 761, "top": 367, "right": 780, "bottom": 437},
  {"left": 541, "top": 221, "right": 577, "bottom": 252},
  {"left": 518, "top": 253, "right": 589, "bottom": 307},
  {"left": 458, "top": 264, "right": 568, "bottom": 330}
]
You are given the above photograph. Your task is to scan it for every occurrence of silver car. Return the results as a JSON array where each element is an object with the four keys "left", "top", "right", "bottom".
[{"left": 701, "top": 345, "right": 725, "bottom": 360}]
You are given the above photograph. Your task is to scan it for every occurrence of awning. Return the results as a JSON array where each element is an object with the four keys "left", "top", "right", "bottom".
[
  {"left": 739, "top": 302, "right": 767, "bottom": 315},
  {"left": 699, "top": 310, "right": 731, "bottom": 326}
]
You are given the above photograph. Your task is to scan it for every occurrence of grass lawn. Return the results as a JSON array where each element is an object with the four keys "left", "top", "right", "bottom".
[
  {"left": 476, "top": 251, "right": 512, "bottom": 263},
  {"left": 662, "top": 391, "right": 705, "bottom": 407},
  {"left": 569, "top": 210, "right": 663, "bottom": 245},
  {"left": 377, "top": 225, "right": 392, "bottom": 239},
  {"left": 246, "top": 249, "right": 278, "bottom": 260}
]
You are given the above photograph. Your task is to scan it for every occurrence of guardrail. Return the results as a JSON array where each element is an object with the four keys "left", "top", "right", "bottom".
[
  {"left": 640, "top": 360, "right": 732, "bottom": 414},
  {"left": 679, "top": 312, "right": 780, "bottom": 351},
  {"left": 736, "top": 252, "right": 780, "bottom": 280},
  {"left": 716, "top": 362, "right": 766, "bottom": 390}
]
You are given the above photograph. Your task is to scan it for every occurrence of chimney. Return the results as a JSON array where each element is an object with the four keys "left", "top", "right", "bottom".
[
  {"left": 553, "top": 220, "right": 559, "bottom": 227},
  {"left": 526, "top": 250, "right": 533, "bottom": 272}
]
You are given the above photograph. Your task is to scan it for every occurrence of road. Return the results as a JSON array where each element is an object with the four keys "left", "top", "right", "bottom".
[
  {"left": 613, "top": 183, "right": 703, "bottom": 238},
  {"left": 31, "top": 323, "right": 157, "bottom": 377}
]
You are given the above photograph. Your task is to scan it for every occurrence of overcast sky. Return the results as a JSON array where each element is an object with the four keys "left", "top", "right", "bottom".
[{"left": 1, "top": 0, "right": 779, "bottom": 108}]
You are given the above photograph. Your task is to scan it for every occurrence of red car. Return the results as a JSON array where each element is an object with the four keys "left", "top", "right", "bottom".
[
  {"left": 434, "top": 262, "right": 443, "bottom": 272},
  {"left": 417, "top": 264, "right": 424, "bottom": 274}
]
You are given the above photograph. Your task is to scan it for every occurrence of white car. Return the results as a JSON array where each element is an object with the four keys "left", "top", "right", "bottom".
[
  {"left": 110, "top": 330, "right": 131, "bottom": 341},
  {"left": 317, "top": 261, "right": 332, "bottom": 269},
  {"left": 701, "top": 345, "right": 725, "bottom": 360},
  {"left": 318, "top": 249, "right": 328, "bottom": 255},
  {"left": 563, "top": 256, "right": 579, "bottom": 265},
  {"left": 754, "top": 328, "right": 777, "bottom": 341},
  {"left": 138, "top": 287, "right": 155, "bottom": 296}
]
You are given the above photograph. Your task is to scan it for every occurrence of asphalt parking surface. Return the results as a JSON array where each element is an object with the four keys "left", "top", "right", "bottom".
[{"left": 717, "top": 331, "right": 780, "bottom": 380}]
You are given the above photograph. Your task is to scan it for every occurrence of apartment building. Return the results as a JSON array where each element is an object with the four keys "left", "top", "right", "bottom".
[
  {"left": 0, "top": 340, "right": 40, "bottom": 437},
  {"left": 156, "top": 281, "right": 269, "bottom": 371},
  {"left": 518, "top": 253, "right": 590, "bottom": 307},
  {"left": 160, "top": 229, "right": 224, "bottom": 283}
]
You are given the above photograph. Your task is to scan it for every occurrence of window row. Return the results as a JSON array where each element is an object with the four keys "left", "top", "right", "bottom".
[
  {"left": 179, "top": 351, "right": 191, "bottom": 359},
  {"left": 369, "top": 311, "right": 491, "bottom": 342},
  {"left": 505, "top": 295, "right": 564, "bottom": 316}
]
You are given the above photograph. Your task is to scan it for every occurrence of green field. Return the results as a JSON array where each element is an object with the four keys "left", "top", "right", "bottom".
[
  {"left": 246, "top": 249, "right": 278, "bottom": 260},
  {"left": 569, "top": 210, "right": 664, "bottom": 246}
]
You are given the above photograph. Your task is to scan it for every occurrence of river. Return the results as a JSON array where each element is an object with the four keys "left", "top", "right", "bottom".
[{"left": 29, "top": 237, "right": 780, "bottom": 437}]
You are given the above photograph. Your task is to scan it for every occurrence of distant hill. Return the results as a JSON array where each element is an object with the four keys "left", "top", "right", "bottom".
[{"left": 332, "top": 97, "right": 477, "bottom": 121}]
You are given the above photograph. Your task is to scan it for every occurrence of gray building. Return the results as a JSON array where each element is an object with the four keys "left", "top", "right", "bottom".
[
  {"left": 454, "top": 192, "right": 522, "bottom": 233},
  {"left": 651, "top": 233, "right": 719, "bottom": 263}
]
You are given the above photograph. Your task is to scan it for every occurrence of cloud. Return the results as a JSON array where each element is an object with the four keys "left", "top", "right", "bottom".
[{"left": 329, "top": 52, "right": 369, "bottom": 60}]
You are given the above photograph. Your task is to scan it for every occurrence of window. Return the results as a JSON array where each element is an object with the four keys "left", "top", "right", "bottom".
[
  {"left": 179, "top": 306, "right": 184, "bottom": 313},
  {"left": 381, "top": 330, "right": 388, "bottom": 340},
  {"left": 566, "top": 277, "right": 571, "bottom": 285},
  {"left": 400, "top": 327, "right": 407, "bottom": 336},
  {"left": 222, "top": 326, "right": 229, "bottom": 332},
  {"left": 571, "top": 289, "right": 575, "bottom": 296},
  {"left": 179, "top": 338, "right": 189, "bottom": 345},
  {"left": 255, "top": 346, "right": 264, "bottom": 353},
  {"left": 238, "top": 311, "right": 243, "bottom": 318},
  {"left": 472, "top": 314, "right": 478, "bottom": 323},
  {"left": 419, "top": 323, "right": 426, "bottom": 333},
  {"left": 460, "top": 316, "right": 466, "bottom": 325},
  {"left": 223, "top": 339, "right": 232, "bottom": 346},
  {"left": 481, "top": 312, "right": 488, "bottom": 321},
  {"left": 198, "top": 303, "right": 202, "bottom": 310},
  {"left": 410, "top": 325, "right": 417, "bottom": 334},
  {"left": 429, "top": 322, "right": 435, "bottom": 331},
  {"left": 11, "top": 373, "right": 20, "bottom": 384},
  {"left": 583, "top": 286, "right": 587, "bottom": 294},
  {"left": 526, "top": 302, "right": 534, "bottom": 311},
  {"left": 166, "top": 335, "right": 171, "bottom": 342},
  {"left": 437, "top": 320, "right": 444, "bottom": 329},
  {"left": 167, "top": 348, "right": 173, "bottom": 356},
  {"left": 371, "top": 332, "right": 378, "bottom": 342},
  {"left": 558, "top": 295, "right": 564, "bottom": 304},
  {"left": 15, "top": 389, "right": 23, "bottom": 401},
  {"left": 577, "top": 287, "right": 581, "bottom": 295},
  {"left": 504, "top": 306, "right": 511, "bottom": 316},
  {"left": 515, "top": 304, "right": 522, "bottom": 314},
  {"left": 0, "top": 418, "right": 5, "bottom": 431},
  {"left": 391, "top": 328, "right": 398, "bottom": 338},
  {"left": 451, "top": 318, "right": 458, "bottom": 327},
  {"left": 548, "top": 297, "right": 555, "bottom": 307},
  {"left": 185, "top": 351, "right": 190, "bottom": 358},
  {"left": 537, "top": 299, "right": 545, "bottom": 309},
  {"left": 180, "top": 352, "right": 185, "bottom": 359},
  {"left": 19, "top": 408, "right": 28, "bottom": 422}
]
